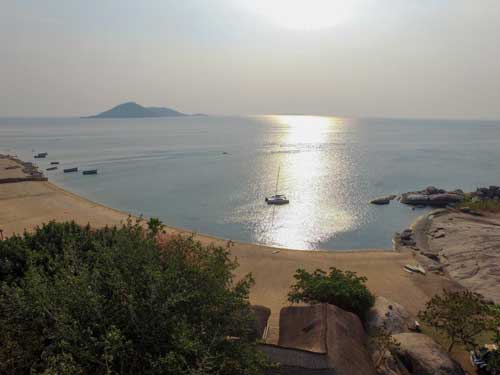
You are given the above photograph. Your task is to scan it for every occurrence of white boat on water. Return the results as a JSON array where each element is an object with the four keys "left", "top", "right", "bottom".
[
  {"left": 265, "top": 194, "right": 289, "bottom": 205},
  {"left": 266, "top": 167, "right": 289, "bottom": 205}
]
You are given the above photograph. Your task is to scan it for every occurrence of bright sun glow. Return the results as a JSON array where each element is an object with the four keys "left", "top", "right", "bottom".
[{"left": 244, "top": 0, "right": 364, "bottom": 30}]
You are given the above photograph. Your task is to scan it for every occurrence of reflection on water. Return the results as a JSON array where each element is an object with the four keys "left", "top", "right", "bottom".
[
  {"left": 251, "top": 115, "right": 357, "bottom": 249},
  {"left": 2, "top": 115, "right": 500, "bottom": 250}
]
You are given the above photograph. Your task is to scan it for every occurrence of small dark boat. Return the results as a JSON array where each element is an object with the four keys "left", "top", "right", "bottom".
[
  {"left": 82, "top": 169, "right": 98, "bottom": 175},
  {"left": 34, "top": 152, "right": 48, "bottom": 159},
  {"left": 63, "top": 167, "right": 78, "bottom": 173},
  {"left": 46, "top": 166, "right": 58, "bottom": 171},
  {"left": 50, "top": 161, "right": 60, "bottom": 165}
]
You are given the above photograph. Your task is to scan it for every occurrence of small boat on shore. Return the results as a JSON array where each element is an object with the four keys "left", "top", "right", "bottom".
[
  {"left": 82, "top": 169, "right": 98, "bottom": 175},
  {"left": 50, "top": 161, "right": 59, "bottom": 165},
  {"left": 34, "top": 152, "right": 48, "bottom": 159},
  {"left": 404, "top": 264, "right": 426, "bottom": 275},
  {"left": 46, "top": 166, "right": 58, "bottom": 171},
  {"left": 63, "top": 167, "right": 78, "bottom": 173}
]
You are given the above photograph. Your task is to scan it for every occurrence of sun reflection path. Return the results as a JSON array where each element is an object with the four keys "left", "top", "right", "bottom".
[{"left": 258, "top": 115, "right": 358, "bottom": 249}]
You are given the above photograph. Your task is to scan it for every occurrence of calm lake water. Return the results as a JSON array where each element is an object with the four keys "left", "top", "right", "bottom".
[{"left": 1, "top": 115, "right": 500, "bottom": 250}]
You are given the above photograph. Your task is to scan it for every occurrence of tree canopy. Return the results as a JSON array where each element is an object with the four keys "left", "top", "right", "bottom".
[
  {"left": 418, "top": 289, "right": 491, "bottom": 352},
  {"left": 288, "top": 267, "right": 374, "bottom": 319},
  {"left": 0, "top": 220, "right": 267, "bottom": 375}
]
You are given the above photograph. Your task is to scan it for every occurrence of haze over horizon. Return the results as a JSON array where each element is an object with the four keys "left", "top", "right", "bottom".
[{"left": 2, "top": 0, "right": 500, "bottom": 120}]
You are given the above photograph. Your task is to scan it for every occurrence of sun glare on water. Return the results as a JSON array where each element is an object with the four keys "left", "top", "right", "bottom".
[{"left": 244, "top": 0, "right": 364, "bottom": 30}]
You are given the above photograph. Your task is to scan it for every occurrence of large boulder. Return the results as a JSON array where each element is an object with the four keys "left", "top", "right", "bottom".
[
  {"left": 366, "top": 297, "right": 411, "bottom": 335},
  {"left": 370, "top": 195, "right": 397, "bottom": 205},
  {"left": 400, "top": 193, "right": 464, "bottom": 207},
  {"left": 278, "top": 304, "right": 376, "bottom": 375},
  {"left": 392, "top": 333, "right": 465, "bottom": 375}
]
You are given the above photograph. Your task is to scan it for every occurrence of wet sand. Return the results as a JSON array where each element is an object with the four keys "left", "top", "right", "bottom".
[{"left": 0, "top": 156, "right": 454, "bottom": 343}]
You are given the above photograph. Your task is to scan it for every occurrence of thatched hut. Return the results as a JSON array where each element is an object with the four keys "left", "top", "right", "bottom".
[
  {"left": 274, "top": 304, "right": 376, "bottom": 375},
  {"left": 259, "top": 343, "right": 334, "bottom": 375}
]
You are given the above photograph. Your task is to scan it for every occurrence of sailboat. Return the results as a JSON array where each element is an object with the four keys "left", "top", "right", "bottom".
[{"left": 265, "top": 166, "right": 290, "bottom": 205}]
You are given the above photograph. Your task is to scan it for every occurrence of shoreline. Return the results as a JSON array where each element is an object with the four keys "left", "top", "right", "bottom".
[{"left": 0, "top": 155, "right": 458, "bottom": 343}]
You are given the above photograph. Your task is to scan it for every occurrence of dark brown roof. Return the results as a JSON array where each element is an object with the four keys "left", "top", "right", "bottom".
[
  {"left": 278, "top": 304, "right": 376, "bottom": 375},
  {"left": 258, "top": 344, "right": 334, "bottom": 375},
  {"left": 251, "top": 305, "right": 271, "bottom": 339}
]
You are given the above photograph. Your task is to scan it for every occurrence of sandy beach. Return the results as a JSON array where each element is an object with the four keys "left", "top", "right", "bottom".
[{"left": 0, "top": 156, "right": 457, "bottom": 343}]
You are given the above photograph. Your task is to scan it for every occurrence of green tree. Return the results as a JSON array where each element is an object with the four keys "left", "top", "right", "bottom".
[
  {"left": 369, "top": 326, "right": 401, "bottom": 370},
  {"left": 288, "top": 267, "right": 375, "bottom": 319},
  {"left": 0, "top": 220, "right": 267, "bottom": 375},
  {"left": 489, "top": 304, "right": 500, "bottom": 346},
  {"left": 486, "top": 349, "right": 500, "bottom": 373},
  {"left": 418, "top": 289, "right": 490, "bottom": 352}
]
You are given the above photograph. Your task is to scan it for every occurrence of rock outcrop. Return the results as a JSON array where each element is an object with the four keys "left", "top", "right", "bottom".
[
  {"left": 400, "top": 187, "right": 464, "bottom": 207},
  {"left": 423, "top": 210, "right": 500, "bottom": 303},
  {"left": 370, "top": 195, "right": 397, "bottom": 205},
  {"left": 392, "top": 333, "right": 465, "bottom": 375},
  {"left": 472, "top": 186, "right": 500, "bottom": 200},
  {"left": 366, "top": 297, "right": 411, "bottom": 335}
]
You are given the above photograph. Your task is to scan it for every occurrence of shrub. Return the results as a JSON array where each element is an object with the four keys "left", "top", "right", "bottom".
[
  {"left": 0, "top": 220, "right": 267, "bottom": 375},
  {"left": 288, "top": 267, "right": 375, "bottom": 319},
  {"left": 418, "top": 289, "right": 490, "bottom": 352}
]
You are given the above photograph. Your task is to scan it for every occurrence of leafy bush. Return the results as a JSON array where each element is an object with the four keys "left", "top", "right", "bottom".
[
  {"left": 288, "top": 267, "right": 375, "bottom": 319},
  {"left": 459, "top": 194, "right": 500, "bottom": 212},
  {"left": 0, "top": 220, "right": 267, "bottom": 375},
  {"left": 418, "top": 289, "right": 490, "bottom": 352}
]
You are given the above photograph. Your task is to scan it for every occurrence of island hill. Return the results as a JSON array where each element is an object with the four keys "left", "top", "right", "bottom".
[{"left": 84, "top": 102, "right": 206, "bottom": 119}]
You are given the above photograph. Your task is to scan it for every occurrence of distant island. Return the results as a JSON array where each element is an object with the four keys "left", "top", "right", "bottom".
[{"left": 84, "top": 102, "right": 206, "bottom": 118}]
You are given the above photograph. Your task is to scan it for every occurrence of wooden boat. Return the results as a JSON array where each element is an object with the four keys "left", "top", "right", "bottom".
[
  {"left": 82, "top": 169, "right": 98, "bottom": 175},
  {"left": 34, "top": 152, "right": 48, "bottom": 159},
  {"left": 50, "top": 161, "right": 59, "bottom": 165},
  {"left": 46, "top": 166, "right": 58, "bottom": 171},
  {"left": 63, "top": 167, "right": 78, "bottom": 173}
]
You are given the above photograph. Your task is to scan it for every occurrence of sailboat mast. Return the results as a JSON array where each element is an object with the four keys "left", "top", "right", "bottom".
[{"left": 275, "top": 166, "right": 280, "bottom": 195}]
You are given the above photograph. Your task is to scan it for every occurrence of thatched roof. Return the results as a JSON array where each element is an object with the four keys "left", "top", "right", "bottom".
[
  {"left": 258, "top": 344, "right": 334, "bottom": 375},
  {"left": 250, "top": 305, "right": 271, "bottom": 339},
  {"left": 277, "top": 304, "right": 376, "bottom": 375}
]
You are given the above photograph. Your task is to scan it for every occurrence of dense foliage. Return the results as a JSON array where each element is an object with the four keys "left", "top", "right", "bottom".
[
  {"left": 288, "top": 267, "right": 375, "bottom": 319},
  {"left": 0, "top": 220, "right": 267, "bottom": 375},
  {"left": 418, "top": 289, "right": 491, "bottom": 352}
]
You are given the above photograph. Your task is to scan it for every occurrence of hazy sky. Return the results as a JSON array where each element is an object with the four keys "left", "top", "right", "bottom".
[{"left": 2, "top": 0, "right": 499, "bottom": 119}]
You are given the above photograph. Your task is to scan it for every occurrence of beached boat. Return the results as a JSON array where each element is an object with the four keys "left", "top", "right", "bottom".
[
  {"left": 34, "top": 152, "right": 48, "bottom": 159},
  {"left": 63, "top": 167, "right": 78, "bottom": 173},
  {"left": 82, "top": 169, "right": 98, "bottom": 175},
  {"left": 46, "top": 166, "right": 58, "bottom": 171},
  {"left": 266, "top": 167, "right": 289, "bottom": 205},
  {"left": 50, "top": 161, "right": 59, "bottom": 165},
  {"left": 404, "top": 264, "right": 426, "bottom": 275}
]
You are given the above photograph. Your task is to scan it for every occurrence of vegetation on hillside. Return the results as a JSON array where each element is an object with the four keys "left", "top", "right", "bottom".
[
  {"left": 458, "top": 194, "right": 500, "bottom": 212},
  {"left": 0, "top": 220, "right": 267, "bottom": 375},
  {"left": 418, "top": 289, "right": 490, "bottom": 352},
  {"left": 287, "top": 267, "right": 375, "bottom": 320}
]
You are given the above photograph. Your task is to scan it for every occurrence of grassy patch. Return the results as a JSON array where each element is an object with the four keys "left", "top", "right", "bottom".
[{"left": 458, "top": 194, "right": 500, "bottom": 213}]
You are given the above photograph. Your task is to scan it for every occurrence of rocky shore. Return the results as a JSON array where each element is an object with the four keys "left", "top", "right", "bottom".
[
  {"left": 372, "top": 184, "right": 500, "bottom": 209},
  {"left": 395, "top": 208, "right": 500, "bottom": 304}
]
